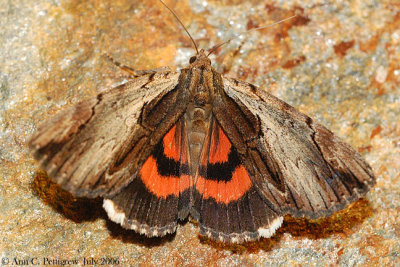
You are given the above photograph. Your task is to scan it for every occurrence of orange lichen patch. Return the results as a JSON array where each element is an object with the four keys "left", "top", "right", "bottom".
[
  {"left": 195, "top": 165, "right": 253, "bottom": 204},
  {"left": 360, "top": 13, "right": 400, "bottom": 95},
  {"left": 218, "top": 3, "right": 311, "bottom": 75},
  {"left": 394, "top": 223, "right": 400, "bottom": 238},
  {"left": 31, "top": 170, "right": 102, "bottom": 222},
  {"left": 385, "top": 64, "right": 400, "bottom": 88},
  {"left": 333, "top": 40, "right": 355, "bottom": 57},
  {"left": 370, "top": 125, "right": 383, "bottom": 139},
  {"left": 246, "top": 17, "right": 259, "bottom": 30},
  {"left": 369, "top": 77, "right": 387, "bottom": 96},
  {"left": 282, "top": 198, "right": 373, "bottom": 239},
  {"left": 357, "top": 234, "right": 390, "bottom": 266},
  {"left": 358, "top": 145, "right": 372, "bottom": 153},
  {"left": 282, "top": 55, "right": 306, "bottom": 69},
  {"left": 139, "top": 156, "right": 190, "bottom": 198},
  {"left": 360, "top": 34, "right": 380, "bottom": 53},
  {"left": 359, "top": 13, "right": 399, "bottom": 53},
  {"left": 265, "top": 5, "right": 310, "bottom": 40}
]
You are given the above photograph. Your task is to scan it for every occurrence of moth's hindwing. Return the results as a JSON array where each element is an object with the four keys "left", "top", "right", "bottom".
[
  {"left": 193, "top": 118, "right": 283, "bottom": 243},
  {"left": 103, "top": 119, "right": 192, "bottom": 236},
  {"left": 221, "top": 77, "right": 376, "bottom": 219},
  {"left": 29, "top": 71, "right": 182, "bottom": 198}
]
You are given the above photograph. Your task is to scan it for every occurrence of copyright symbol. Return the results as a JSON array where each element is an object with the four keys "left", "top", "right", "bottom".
[{"left": 1, "top": 257, "right": 9, "bottom": 265}]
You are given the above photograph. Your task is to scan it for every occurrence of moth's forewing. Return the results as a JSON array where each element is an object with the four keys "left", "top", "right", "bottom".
[
  {"left": 29, "top": 72, "right": 180, "bottom": 198},
  {"left": 221, "top": 77, "right": 375, "bottom": 219}
]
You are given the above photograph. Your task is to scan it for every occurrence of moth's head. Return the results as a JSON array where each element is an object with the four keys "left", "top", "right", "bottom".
[{"left": 188, "top": 49, "right": 211, "bottom": 69}]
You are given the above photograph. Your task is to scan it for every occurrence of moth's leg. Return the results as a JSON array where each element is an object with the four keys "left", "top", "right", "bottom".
[{"left": 104, "top": 54, "right": 171, "bottom": 77}]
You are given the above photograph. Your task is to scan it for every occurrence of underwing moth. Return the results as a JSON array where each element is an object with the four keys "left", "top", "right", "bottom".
[{"left": 29, "top": 3, "right": 375, "bottom": 244}]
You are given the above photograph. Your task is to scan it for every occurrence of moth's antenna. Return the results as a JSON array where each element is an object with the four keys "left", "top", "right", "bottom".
[
  {"left": 159, "top": 0, "right": 199, "bottom": 54},
  {"left": 207, "top": 15, "right": 297, "bottom": 56}
]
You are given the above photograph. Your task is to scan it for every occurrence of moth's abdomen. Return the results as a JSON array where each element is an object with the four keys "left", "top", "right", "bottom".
[{"left": 185, "top": 103, "right": 212, "bottom": 176}]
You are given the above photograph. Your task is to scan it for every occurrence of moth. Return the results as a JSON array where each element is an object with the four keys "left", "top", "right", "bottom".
[{"left": 29, "top": 2, "right": 375, "bottom": 243}]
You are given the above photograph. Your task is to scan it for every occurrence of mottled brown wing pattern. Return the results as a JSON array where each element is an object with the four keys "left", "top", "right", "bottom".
[
  {"left": 221, "top": 77, "right": 376, "bottom": 219},
  {"left": 29, "top": 71, "right": 182, "bottom": 198}
]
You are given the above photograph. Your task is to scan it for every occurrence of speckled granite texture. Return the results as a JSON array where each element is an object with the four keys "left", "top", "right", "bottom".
[{"left": 1, "top": 0, "right": 399, "bottom": 266}]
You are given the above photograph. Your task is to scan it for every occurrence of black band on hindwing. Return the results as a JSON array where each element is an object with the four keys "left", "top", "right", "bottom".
[
  {"left": 152, "top": 140, "right": 190, "bottom": 177},
  {"left": 198, "top": 146, "right": 242, "bottom": 182}
]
